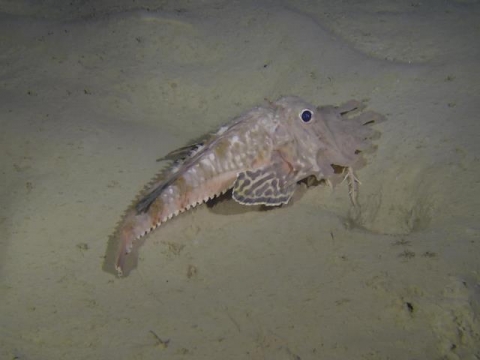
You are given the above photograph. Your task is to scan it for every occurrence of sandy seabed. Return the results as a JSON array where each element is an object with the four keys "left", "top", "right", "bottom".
[{"left": 1, "top": 0, "right": 479, "bottom": 359}]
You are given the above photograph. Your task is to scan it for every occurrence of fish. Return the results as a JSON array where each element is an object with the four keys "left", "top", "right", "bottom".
[{"left": 104, "top": 96, "right": 385, "bottom": 277}]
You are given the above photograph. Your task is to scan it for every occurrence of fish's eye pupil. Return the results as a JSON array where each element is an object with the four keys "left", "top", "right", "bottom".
[{"left": 300, "top": 109, "right": 312, "bottom": 123}]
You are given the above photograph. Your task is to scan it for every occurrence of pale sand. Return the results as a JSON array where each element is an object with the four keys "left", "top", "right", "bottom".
[{"left": 1, "top": 1, "right": 479, "bottom": 359}]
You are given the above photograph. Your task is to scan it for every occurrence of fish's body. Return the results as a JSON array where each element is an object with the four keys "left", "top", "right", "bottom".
[{"left": 108, "top": 96, "right": 384, "bottom": 276}]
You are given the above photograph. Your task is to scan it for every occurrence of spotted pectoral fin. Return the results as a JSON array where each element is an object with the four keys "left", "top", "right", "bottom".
[{"left": 232, "top": 162, "right": 297, "bottom": 206}]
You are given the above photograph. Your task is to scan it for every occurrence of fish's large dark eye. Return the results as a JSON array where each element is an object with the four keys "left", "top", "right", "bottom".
[{"left": 300, "top": 109, "right": 313, "bottom": 123}]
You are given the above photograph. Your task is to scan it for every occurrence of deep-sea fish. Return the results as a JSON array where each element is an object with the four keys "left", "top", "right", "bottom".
[{"left": 106, "top": 96, "right": 385, "bottom": 276}]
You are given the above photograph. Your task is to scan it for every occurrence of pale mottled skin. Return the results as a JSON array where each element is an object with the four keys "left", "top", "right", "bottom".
[{"left": 106, "top": 96, "right": 384, "bottom": 276}]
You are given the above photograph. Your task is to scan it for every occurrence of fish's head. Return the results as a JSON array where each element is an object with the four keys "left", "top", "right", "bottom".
[
  {"left": 273, "top": 96, "right": 331, "bottom": 163},
  {"left": 272, "top": 96, "right": 379, "bottom": 182},
  {"left": 273, "top": 95, "right": 330, "bottom": 142}
]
